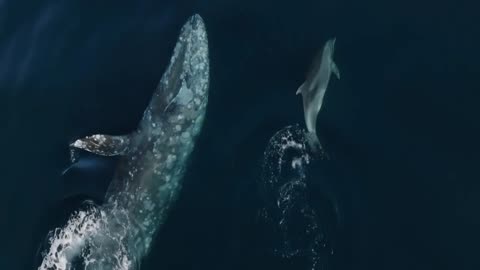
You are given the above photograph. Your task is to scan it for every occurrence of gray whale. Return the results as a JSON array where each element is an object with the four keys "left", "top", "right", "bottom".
[{"left": 39, "top": 14, "right": 209, "bottom": 270}]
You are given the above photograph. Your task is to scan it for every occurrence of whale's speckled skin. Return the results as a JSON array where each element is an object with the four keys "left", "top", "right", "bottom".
[{"left": 40, "top": 15, "right": 209, "bottom": 270}]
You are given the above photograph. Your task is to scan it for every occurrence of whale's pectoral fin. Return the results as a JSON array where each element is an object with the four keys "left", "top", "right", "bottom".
[
  {"left": 296, "top": 82, "right": 305, "bottom": 95},
  {"left": 62, "top": 154, "right": 117, "bottom": 177},
  {"left": 70, "top": 134, "right": 132, "bottom": 157},
  {"left": 331, "top": 61, "right": 340, "bottom": 80}
]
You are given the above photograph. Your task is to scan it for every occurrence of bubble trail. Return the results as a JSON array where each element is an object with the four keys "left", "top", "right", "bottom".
[{"left": 258, "top": 124, "right": 333, "bottom": 270}]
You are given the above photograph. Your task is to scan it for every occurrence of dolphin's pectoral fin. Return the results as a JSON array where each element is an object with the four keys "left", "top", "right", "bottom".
[
  {"left": 296, "top": 82, "right": 305, "bottom": 95},
  {"left": 70, "top": 134, "right": 132, "bottom": 157},
  {"left": 331, "top": 61, "right": 340, "bottom": 80}
]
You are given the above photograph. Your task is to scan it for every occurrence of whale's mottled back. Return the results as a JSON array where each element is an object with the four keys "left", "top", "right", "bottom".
[{"left": 40, "top": 14, "right": 210, "bottom": 270}]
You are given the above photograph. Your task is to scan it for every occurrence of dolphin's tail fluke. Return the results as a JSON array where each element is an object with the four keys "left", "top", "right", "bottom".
[
  {"left": 305, "top": 131, "right": 330, "bottom": 159},
  {"left": 305, "top": 131, "right": 322, "bottom": 154}
]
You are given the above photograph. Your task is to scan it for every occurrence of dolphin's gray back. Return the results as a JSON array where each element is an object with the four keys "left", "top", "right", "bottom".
[
  {"left": 308, "top": 39, "right": 336, "bottom": 93},
  {"left": 297, "top": 38, "right": 339, "bottom": 152}
]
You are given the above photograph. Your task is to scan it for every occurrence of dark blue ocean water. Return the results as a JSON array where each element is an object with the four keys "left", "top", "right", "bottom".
[{"left": 1, "top": 0, "right": 479, "bottom": 269}]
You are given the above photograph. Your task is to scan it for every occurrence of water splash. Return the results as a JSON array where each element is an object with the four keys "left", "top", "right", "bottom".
[
  {"left": 38, "top": 201, "right": 139, "bottom": 270},
  {"left": 259, "top": 124, "right": 333, "bottom": 270}
]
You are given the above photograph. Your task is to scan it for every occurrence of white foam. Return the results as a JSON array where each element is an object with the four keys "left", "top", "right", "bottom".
[
  {"left": 260, "top": 125, "right": 329, "bottom": 269},
  {"left": 39, "top": 207, "right": 101, "bottom": 270},
  {"left": 38, "top": 204, "right": 136, "bottom": 270}
]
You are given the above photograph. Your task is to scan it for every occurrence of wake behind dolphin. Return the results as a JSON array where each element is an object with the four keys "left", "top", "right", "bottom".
[
  {"left": 258, "top": 125, "right": 334, "bottom": 270},
  {"left": 39, "top": 14, "right": 209, "bottom": 270}
]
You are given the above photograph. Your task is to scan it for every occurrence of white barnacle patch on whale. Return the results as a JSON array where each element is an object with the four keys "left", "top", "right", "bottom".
[
  {"left": 175, "top": 82, "right": 193, "bottom": 105},
  {"left": 153, "top": 142, "right": 163, "bottom": 159},
  {"left": 168, "top": 136, "right": 180, "bottom": 146},
  {"left": 143, "top": 219, "right": 151, "bottom": 230},
  {"left": 194, "top": 97, "right": 201, "bottom": 105},
  {"left": 92, "top": 134, "right": 106, "bottom": 143},
  {"left": 166, "top": 154, "right": 177, "bottom": 169},
  {"left": 152, "top": 127, "right": 162, "bottom": 136},
  {"left": 181, "top": 131, "right": 190, "bottom": 142},
  {"left": 72, "top": 139, "right": 87, "bottom": 149},
  {"left": 153, "top": 163, "right": 162, "bottom": 175},
  {"left": 144, "top": 199, "right": 154, "bottom": 212}
]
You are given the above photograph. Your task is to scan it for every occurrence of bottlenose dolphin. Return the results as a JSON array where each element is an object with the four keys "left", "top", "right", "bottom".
[
  {"left": 296, "top": 38, "right": 340, "bottom": 152},
  {"left": 39, "top": 14, "right": 209, "bottom": 270}
]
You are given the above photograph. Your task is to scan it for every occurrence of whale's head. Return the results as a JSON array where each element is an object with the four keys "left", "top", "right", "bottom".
[{"left": 141, "top": 14, "right": 209, "bottom": 133}]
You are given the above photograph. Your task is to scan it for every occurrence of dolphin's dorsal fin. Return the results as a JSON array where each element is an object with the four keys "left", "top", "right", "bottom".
[
  {"left": 70, "top": 134, "right": 132, "bottom": 156},
  {"left": 296, "top": 82, "right": 305, "bottom": 95},
  {"left": 331, "top": 61, "right": 340, "bottom": 80}
]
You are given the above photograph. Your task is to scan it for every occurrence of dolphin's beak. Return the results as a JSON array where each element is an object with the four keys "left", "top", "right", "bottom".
[{"left": 329, "top": 37, "right": 336, "bottom": 55}]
